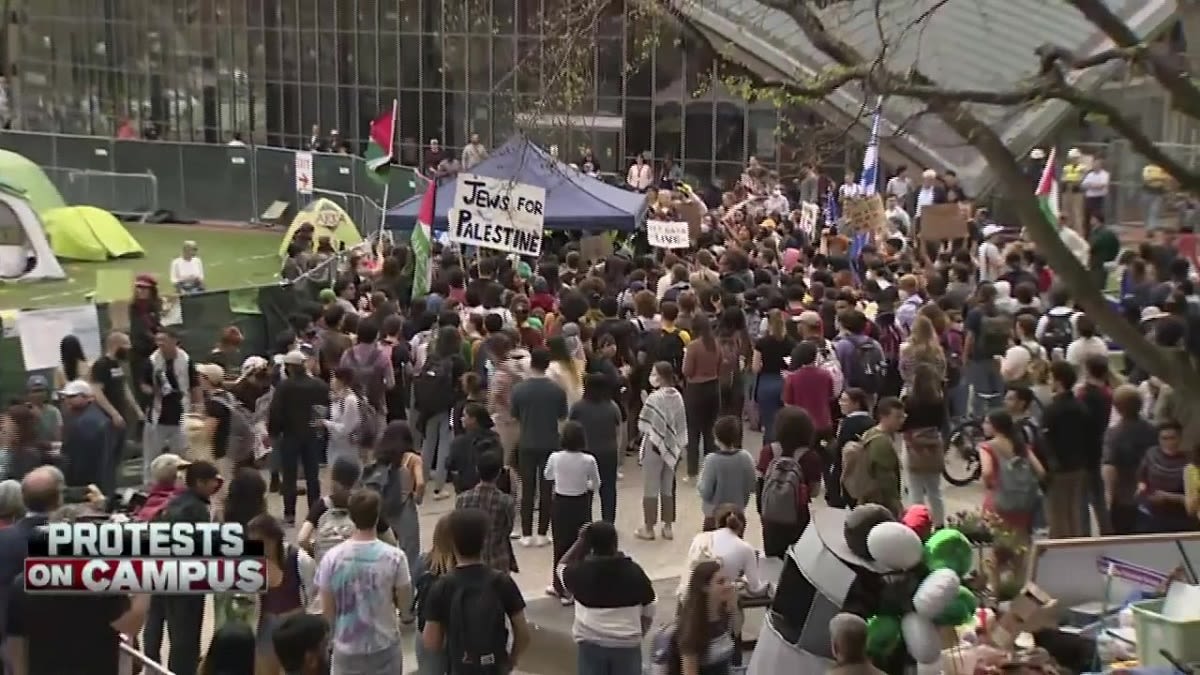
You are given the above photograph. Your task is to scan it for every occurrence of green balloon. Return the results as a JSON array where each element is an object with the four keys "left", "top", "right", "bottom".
[
  {"left": 934, "top": 587, "right": 979, "bottom": 627},
  {"left": 866, "top": 614, "right": 903, "bottom": 660},
  {"left": 924, "top": 528, "right": 973, "bottom": 578}
]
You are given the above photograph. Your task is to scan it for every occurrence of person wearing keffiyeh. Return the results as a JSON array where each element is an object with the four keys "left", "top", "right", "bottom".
[{"left": 635, "top": 361, "right": 688, "bottom": 541}]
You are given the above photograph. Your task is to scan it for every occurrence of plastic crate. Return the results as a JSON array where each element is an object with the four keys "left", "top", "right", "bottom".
[{"left": 1130, "top": 598, "right": 1200, "bottom": 668}]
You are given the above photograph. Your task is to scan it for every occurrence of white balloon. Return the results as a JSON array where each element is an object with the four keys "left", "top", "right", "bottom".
[
  {"left": 866, "top": 521, "right": 923, "bottom": 571},
  {"left": 902, "top": 612, "right": 943, "bottom": 664},
  {"left": 913, "top": 568, "right": 962, "bottom": 620}
]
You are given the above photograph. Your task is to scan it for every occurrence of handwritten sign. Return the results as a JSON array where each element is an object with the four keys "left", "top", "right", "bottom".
[
  {"left": 843, "top": 195, "right": 885, "bottom": 236},
  {"left": 647, "top": 220, "right": 690, "bottom": 249},
  {"left": 447, "top": 173, "right": 546, "bottom": 256},
  {"left": 798, "top": 202, "right": 819, "bottom": 236},
  {"left": 294, "top": 151, "right": 314, "bottom": 194}
]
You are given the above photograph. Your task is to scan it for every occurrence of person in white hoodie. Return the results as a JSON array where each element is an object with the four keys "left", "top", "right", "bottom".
[
  {"left": 319, "top": 366, "right": 366, "bottom": 470},
  {"left": 636, "top": 362, "right": 687, "bottom": 541}
]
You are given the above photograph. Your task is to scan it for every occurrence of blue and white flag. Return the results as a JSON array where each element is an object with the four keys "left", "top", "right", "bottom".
[{"left": 851, "top": 97, "right": 883, "bottom": 274}]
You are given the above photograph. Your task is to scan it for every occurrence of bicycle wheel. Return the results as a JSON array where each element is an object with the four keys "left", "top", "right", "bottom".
[{"left": 943, "top": 418, "right": 983, "bottom": 486}]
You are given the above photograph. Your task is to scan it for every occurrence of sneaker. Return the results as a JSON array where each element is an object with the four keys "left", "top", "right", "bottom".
[
  {"left": 559, "top": 596, "right": 574, "bottom": 606},
  {"left": 283, "top": 515, "right": 296, "bottom": 527},
  {"left": 634, "top": 527, "right": 656, "bottom": 541},
  {"left": 534, "top": 535, "right": 551, "bottom": 547},
  {"left": 617, "top": 471, "right": 625, "bottom": 480},
  {"left": 544, "top": 585, "right": 558, "bottom": 597},
  {"left": 433, "top": 490, "right": 450, "bottom": 501},
  {"left": 661, "top": 523, "right": 674, "bottom": 540},
  {"left": 519, "top": 536, "right": 534, "bottom": 547},
  {"left": 510, "top": 530, "right": 522, "bottom": 540},
  {"left": 680, "top": 475, "right": 691, "bottom": 484}
]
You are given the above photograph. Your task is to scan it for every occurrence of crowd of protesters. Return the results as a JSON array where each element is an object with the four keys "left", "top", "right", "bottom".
[{"left": 0, "top": 145, "right": 1200, "bottom": 675}]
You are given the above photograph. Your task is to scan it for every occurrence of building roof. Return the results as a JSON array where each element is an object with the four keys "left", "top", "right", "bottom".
[{"left": 674, "top": 0, "right": 1179, "bottom": 194}]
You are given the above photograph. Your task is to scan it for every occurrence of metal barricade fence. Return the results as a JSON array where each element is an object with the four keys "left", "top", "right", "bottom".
[
  {"left": 120, "top": 635, "right": 174, "bottom": 675},
  {"left": 311, "top": 188, "right": 385, "bottom": 236},
  {"left": 0, "top": 130, "right": 419, "bottom": 225},
  {"left": 43, "top": 167, "right": 159, "bottom": 220}
]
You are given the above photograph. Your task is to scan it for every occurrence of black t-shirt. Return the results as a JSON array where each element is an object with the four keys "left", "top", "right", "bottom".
[
  {"left": 594, "top": 317, "right": 637, "bottom": 367},
  {"left": 90, "top": 356, "right": 128, "bottom": 417},
  {"left": 204, "top": 396, "right": 233, "bottom": 459},
  {"left": 141, "top": 356, "right": 199, "bottom": 426},
  {"left": 422, "top": 563, "right": 526, "bottom": 673},
  {"left": 755, "top": 335, "right": 795, "bottom": 375},
  {"left": 7, "top": 583, "right": 129, "bottom": 675}
]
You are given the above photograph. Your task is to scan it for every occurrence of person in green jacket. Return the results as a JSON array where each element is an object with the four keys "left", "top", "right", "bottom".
[
  {"left": 860, "top": 397, "right": 907, "bottom": 516},
  {"left": 1087, "top": 214, "right": 1121, "bottom": 289}
]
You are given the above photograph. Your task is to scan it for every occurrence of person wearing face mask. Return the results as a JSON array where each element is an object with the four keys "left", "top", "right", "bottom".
[
  {"left": 89, "top": 331, "right": 142, "bottom": 481},
  {"left": 635, "top": 362, "right": 688, "bottom": 541}
]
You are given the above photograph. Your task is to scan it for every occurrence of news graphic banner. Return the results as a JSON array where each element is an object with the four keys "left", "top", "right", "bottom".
[
  {"left": 447, "top": 173, "right": 546, "bottom": 257},
  {"left": 646, "top": 219, "right": 691, "bottom": 249},
  {"left": 26, "top": 521, "right": 267, "bottom": 594}
]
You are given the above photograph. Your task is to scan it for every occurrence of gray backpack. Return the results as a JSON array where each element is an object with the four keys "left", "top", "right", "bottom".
[
  {"left": 312, "top": 496, "right": 356, "bottom": 566},
  {"left": 992, "top": 452, "right": 1041, "bottom": 513},
  {"left": 210, "top": 391, "right": 257, "bottom": 464},
  {"left": 760, "top": 454, "right": 804, "bottom": 525}
]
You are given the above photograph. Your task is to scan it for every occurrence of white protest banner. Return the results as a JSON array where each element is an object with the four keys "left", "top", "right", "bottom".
[
  {"left": 294, "top": 151, "right": 314, "bottom": 194},
  {"left": 798, "top": 202, "right": 819, "bottom": 236},
  {"left": 646, "top": 219, "right": 690, "bottom": 249},
  {"left": 16, "top": 305, "right": 102, "bottom": 371},
  {"left": 447, "top": 173, "right": 546, "bottom": 256}
]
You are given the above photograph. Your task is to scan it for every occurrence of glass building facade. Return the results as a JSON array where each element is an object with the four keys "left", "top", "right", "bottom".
[{"left": 7, "top": 0, "right": 844, "bottom": 184}]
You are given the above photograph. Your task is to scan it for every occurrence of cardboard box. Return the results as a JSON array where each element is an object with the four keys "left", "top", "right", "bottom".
[{"left": 995, "top": 583, "right": 1059, "bottom": 646}]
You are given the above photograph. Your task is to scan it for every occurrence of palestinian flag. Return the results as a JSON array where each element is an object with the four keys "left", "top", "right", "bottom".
[
  {"left": 410, "top": 177, "right": 435, "bottom": 301},
  {"left": 1036, "top": 146, "right": 1060, "bottom": 228},
  {"left": 364, "top": 99, "right": 397, "bottom": 186}
]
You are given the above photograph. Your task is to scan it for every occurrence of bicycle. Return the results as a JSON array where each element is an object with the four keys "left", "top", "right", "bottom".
[{"left": 942, "top": 391, "right": 1006, "bottom": 487}]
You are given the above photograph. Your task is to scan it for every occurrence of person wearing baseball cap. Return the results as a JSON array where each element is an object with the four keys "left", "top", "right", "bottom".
[
  {"left": 59, "top": 379, "right": 115, "bottom": 491},
  {"left": 136, "top": 453, "right": 191, "bottom": 521}
]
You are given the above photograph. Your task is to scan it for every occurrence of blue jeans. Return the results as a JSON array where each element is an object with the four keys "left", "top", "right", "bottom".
[
  {"left": 1144, "top": 192, "right": 1164, "bottom": 230},
  {"left": 422, "top": 412, "right": 451, "bottom": 490},
  {"left": 577, "top": 641, "right": 642, "bottom": 675},
  {"left": 755, "top": 373, "right": 785, "bottom": 444},
  {"left": 279, "top": 434, "right": 322, "bottom": 519},
  {"left": 964, "top": 359, "right": 1003, "bottom": 416}
]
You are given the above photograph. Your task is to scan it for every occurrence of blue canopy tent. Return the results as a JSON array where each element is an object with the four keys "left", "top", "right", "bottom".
[{"left": 384, "top": 137, "right": 646, "bottom": 233}]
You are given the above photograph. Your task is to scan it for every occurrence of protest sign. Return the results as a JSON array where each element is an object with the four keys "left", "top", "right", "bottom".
[
  {"left": 647, "top": 220, "right": 690, "bottom": 249},
  {"left": 798, "top": 202, "right": 819, "bottom": 236},
  {"left": 843, "top": 195, "right": 885, "bottom": 236},
  {"left": 447, "top": 173, "right": 546, "bottom": 256},
  {"left": 17, "top": 305, "right": 102, "bottom": 371},
  {"left": 579, "top": 234, "right": 612, "bottom": 263},
  {"left": 919, "top": 203, "right": 969, "bottom": 241}
]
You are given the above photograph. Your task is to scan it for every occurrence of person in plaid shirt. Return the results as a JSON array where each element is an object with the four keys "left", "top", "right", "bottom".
[{"left": 454, "top": 451, "right": 518, "bottom": 574}]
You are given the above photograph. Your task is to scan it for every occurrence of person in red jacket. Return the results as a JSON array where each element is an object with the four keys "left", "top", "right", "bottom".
[{"left": 782, "top": 341, "right": 834, "bottom": 442}]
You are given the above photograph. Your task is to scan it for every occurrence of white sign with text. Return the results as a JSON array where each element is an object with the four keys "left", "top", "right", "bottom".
[
  {"left": 646, "top": 219, "right": 690, "bottom": 249},
  {"left": 448, "top": 173, "right": 546, "bottom": 256},
  {"left": 294, "top": 151, "right": 314, "bottom": 194}
]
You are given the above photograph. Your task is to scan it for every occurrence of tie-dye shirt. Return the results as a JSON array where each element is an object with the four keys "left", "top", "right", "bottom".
[{"left": 315, "top": 538, "right": 411, "bottom": 655}]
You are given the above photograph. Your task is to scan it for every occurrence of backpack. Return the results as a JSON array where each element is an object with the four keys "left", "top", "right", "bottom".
[
  {"left": 844, "top": 337, "right": 886, "bottom": 394},
  {"left": 312, "top": 496, "right": 355, "bottom": 566},
  {"left": 841, "top": 427, "right": 881, "bottom": 501},
  {"left": 413, "top": 356, "right": 456, "bottom": 416},
  {"left": 445, "top": 568, "right": 510, "bottom": 673},
  {"left": 362, "top": 458, "right": 416, "bottom": 529},
  {"left": 941, "top": 328, "right": 964, "bottom": 388},
  {"left": 209, "top": 391, "right": 258, "bottom": 464},
  {"left": 650, "top": 622, "right": 683, "bottom": 675},
  {"left": 784, "top": 306, "right": 806, "bottom": 341},
  {"left": 345, "top": 346, "right": 387, "bottom": 410},
  {"left": 1020, "top": 342, "right": 1049, "bottom": 385},
  {"left": 348, "top": 395, "right": 382, "bottom": 447},
  {"left": 978, "top": 310, "right": 1013, "bottom": 358},
  {"left": 1040, "top": 313, "right": 1074, "bottom": 355},
  {"left": 990, "top": 446, "right": 1041, "bottom": 513},
  {"left": 814, "top": 340, "right": 844, "bottom": 395},
  {"left": 654, "top": 329, "right": 687, "bottom": 376},
  {"left": 760, "top": 453, "right": 805, "bottom": 525},
  {"left": 716, "top": 335, "right": 742, "bottom": 389}
]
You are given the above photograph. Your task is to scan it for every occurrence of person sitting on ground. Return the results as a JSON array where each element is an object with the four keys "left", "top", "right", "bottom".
[{"left": 170, "top": 240, "right": 206, "bottom": 294}]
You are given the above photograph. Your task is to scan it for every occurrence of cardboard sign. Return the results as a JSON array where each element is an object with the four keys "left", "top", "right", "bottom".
[
  {"left": 579, "top": 234, "right": 612, "bottom": 263},
  {"left": 798, "top": 202, "right": 819, "bottom": 236},
  {"left": 447, "top": 173, "right": 546, "bottom": 256},
  {"left": 675, "top": 196, "right": 705, "bottom": 240},
  {"left": 843, "top": 194, "right": 885, "bottom": 236},
  {"left": 919, "top": 203, "right": 969, "bottom": 241},
  {"left": 646, "top": 220, "right": 690, "bottom": 249}
]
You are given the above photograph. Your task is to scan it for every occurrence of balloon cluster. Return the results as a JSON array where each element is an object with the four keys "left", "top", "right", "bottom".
[{"left": 843, "top": 505, "right": 977, "bottom": 666}]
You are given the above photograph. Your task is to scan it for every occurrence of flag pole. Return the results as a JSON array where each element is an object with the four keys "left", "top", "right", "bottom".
[{"left": 376, "top": 98, "right": 398, "bottom": 250}]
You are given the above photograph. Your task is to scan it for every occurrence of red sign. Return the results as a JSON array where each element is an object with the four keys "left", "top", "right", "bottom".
[{"left": 1179, "top": 233, "right": 1199, "bottom": 274}]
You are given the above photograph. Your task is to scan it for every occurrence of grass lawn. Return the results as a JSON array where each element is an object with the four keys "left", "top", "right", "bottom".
[{"left": 0, "top": 223, "right": 282, "bottom": 310}]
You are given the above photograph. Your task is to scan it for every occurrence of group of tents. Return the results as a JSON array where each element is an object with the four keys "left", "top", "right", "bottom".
[{"left": 0, "top": 149, "right": 144, "bottom": 281}]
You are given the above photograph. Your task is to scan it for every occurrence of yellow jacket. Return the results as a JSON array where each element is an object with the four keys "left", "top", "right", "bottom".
[
  {"left": 1143, "top": 164, "right": 1169, "bottom": 189},
  {"left": 1062, "top": 162, "right": 1084, "bottom": 184}
]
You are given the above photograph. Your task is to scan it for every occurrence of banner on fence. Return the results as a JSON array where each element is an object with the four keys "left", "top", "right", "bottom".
[
  {"left": 16, "top": 305, "right": 101, "bottom": 371},
  {"left": 447, "top": 173, "right": 546, "bottom": 257},
  {"left": 228, "top": 288, "right": 263, "bottom": 315},
  {"left": 295, "top": 152, "right": 314, "bottom": 194},
  {"left": 647, "top": 220, "right": 691, "bottom": 249}
]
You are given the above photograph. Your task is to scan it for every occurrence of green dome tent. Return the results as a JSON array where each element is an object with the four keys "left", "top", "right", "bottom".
[
  {"left": 43, "top": 206, "right": 144, "bottom": 261},
  {"left": 0, "top": 149, "right": 67, "bottom": 214}
]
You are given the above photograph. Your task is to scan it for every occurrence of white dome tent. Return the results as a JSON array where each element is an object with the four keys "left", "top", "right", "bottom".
[{"left": 0, "top": 183, "right": 66, "bottom": 282}]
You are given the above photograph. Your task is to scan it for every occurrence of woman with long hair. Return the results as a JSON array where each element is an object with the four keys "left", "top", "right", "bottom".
[
  {"left": 980, "top": 409, "right": 1044, "bottom": 588},
  {"left": 221, "top": 467, "right": 268, "bottom": 526},
  {"left": 682, "top": 314, "right": 722, "bottom": 479},
  {"left": 675, "top": 560, "right": 737, "bottom": 675},
  {"left": 320, "top": 366, "right": 368, "bottom": 469},
  {"left": 636, "top": 362, "right": 687, "bottom": 541},
  {"left": 0, "top": 402, "right": 54, "bottom": 481},
  {"left": 421, "top": 325, "right": 466, "bottom": 499},
  {"left": 571, "top": 373, "right": 622, "bottom": 523},
  {"left": 902, "top": 363, "right": 948, "bottom": 526},
  {"left": 199, "top": 622, "right": 257, "bottom": 675},
  {"left": 752, "top": 309, "right": 794, "bottom": 443},
  {"left": 716, "top": 307, "right": 752, "bottom": 418},
  {"left": 898, "top": 315, "right": 946, "bottom": 391},
  {"left": 413, "top": 515, "right": 456, "bottom": 675},
  {"left": 54, "top": 335, "right": 89, "bottom": 390},
  {"left": 372, "top": 420, "right": 425, "bottom": 580},
  {"left": 246, "top": 513, "right": 314, "bottom": 675},
  {"left": 547, "top": 335, "right": 584, "bottom": 406},
  {"left": 756, "top": 406, "right": 818, "bottom": 557}
]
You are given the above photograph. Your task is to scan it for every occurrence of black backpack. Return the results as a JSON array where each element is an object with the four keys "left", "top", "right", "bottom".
[
  {"left": 414, "top": 356, "right": 456, "bottom": 416},
  {"left": 845, "top": 338, "right": 886, "bottom": 394},
  {"left": 446, "top": 569, "right": 509, "bottom": 674},
  {"left": 1040, "top": 314, "right": 1073, "bottom": 355}
]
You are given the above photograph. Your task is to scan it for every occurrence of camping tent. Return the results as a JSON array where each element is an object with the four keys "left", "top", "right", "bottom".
[
  {"left": 43, "top": 206, "right": 145, "bottom": 262},
  {"left": 279, "top": 197, "right": 364, "bottom": 257},
  {"left": 0, "top": 149, "right": 67, "bottom": 215},
  {"left": 384, "top": 137, "right": 647, "bottom": 232},
  {"left": 0, "top": 185, "right": 66, "bottom": 281}
]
